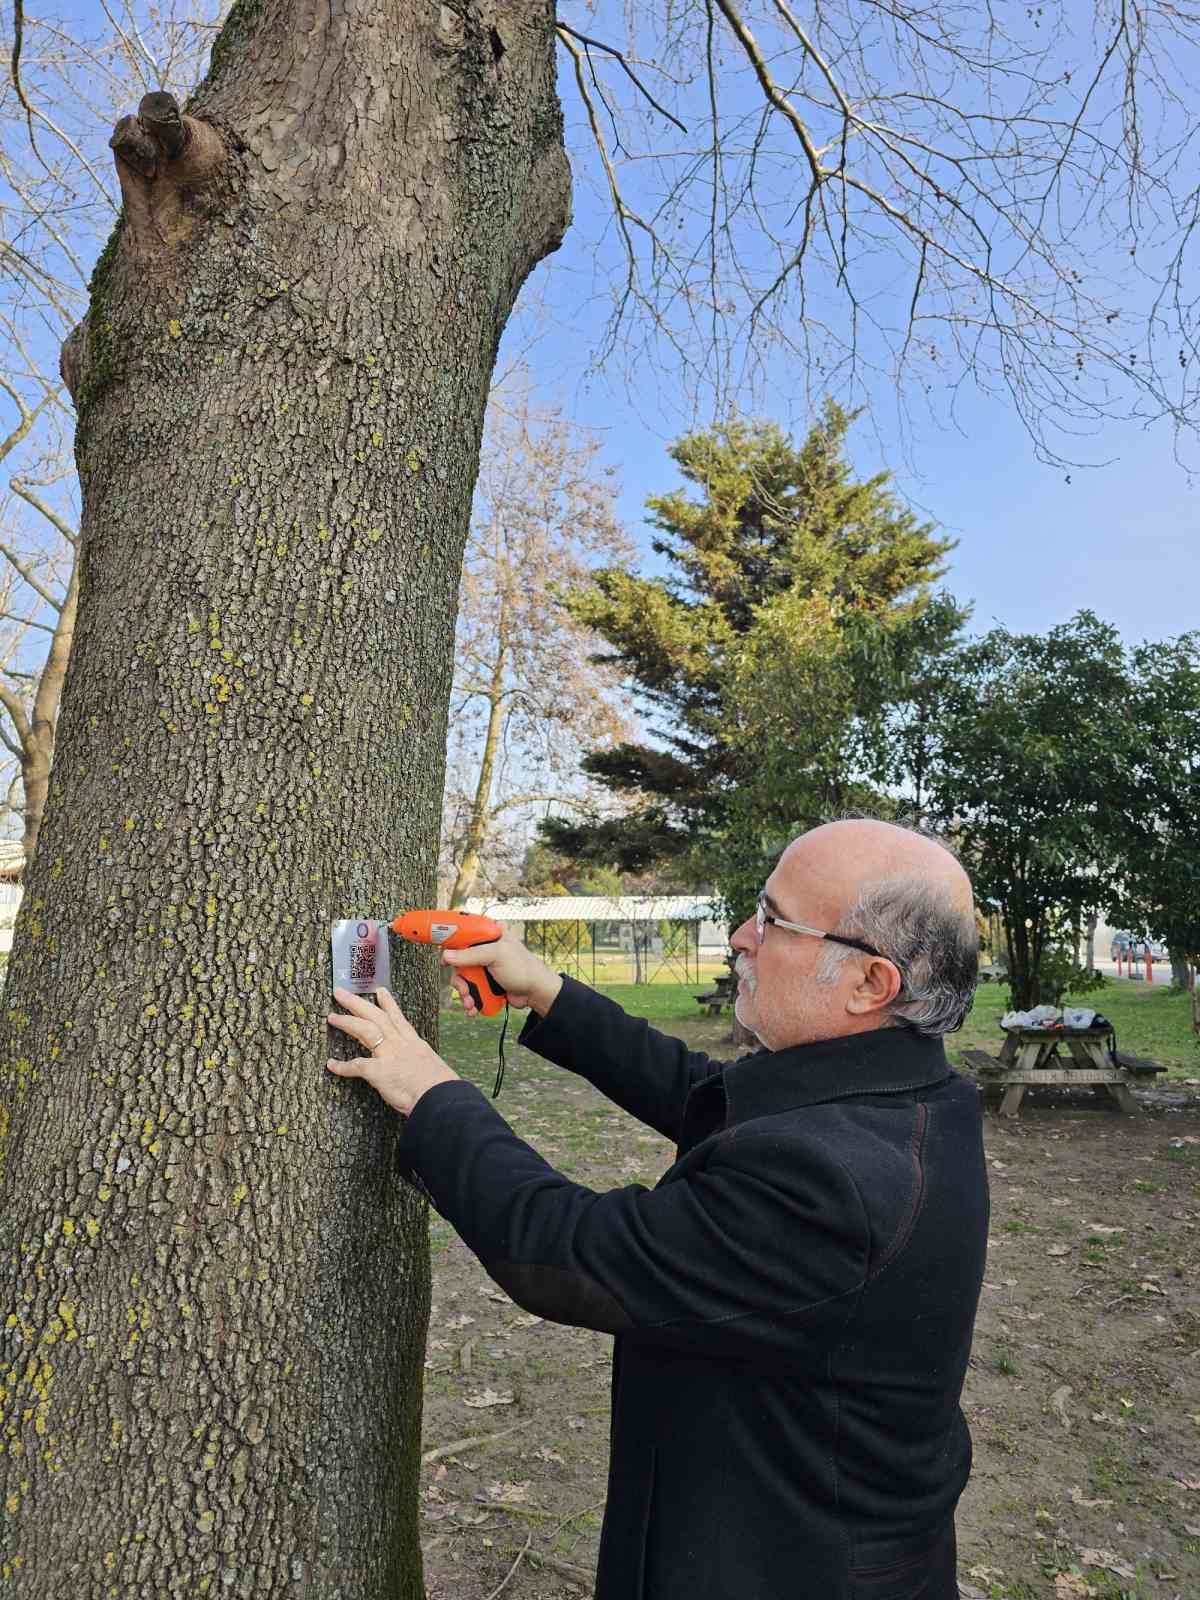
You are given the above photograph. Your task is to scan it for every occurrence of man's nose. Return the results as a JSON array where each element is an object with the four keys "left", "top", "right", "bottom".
[{"left": 730, "top": 915, "right": 756, "bottom": 953}]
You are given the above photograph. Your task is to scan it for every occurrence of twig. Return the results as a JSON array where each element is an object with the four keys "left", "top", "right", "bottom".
[
  {"left": 484, "top": 1531, "right": 533, "bottom": 1600},
  {"left": 0, "top": 536, "right": 65, "bottom": 613},
  {"left": 530, "top": 1551, "right": 594, "bottom": 1582},
  {"left": 421, "top": 1422, "right": 520, "bottom": 1466},
  {"left": 555, "top": 22, "right": 687, "bottom": 133},
  {"left": 548, "top": 1498, "right": 607, "bottom": 1538},
  {"left": 473, "top": 1502, "right": 559, "bottom": 1522},
  {"left": 6, "top": 9, "right": 118, "bottom": 209},
  {"left": 9, "top": 0, "right": 45, "bottom": 170}
]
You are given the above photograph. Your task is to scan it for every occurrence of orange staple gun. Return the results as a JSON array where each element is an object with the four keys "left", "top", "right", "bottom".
[{"left": 392, "top": 910, "right": 507, "bottom": 1017}]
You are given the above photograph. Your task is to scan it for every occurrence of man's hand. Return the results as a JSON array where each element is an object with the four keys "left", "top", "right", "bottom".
[
  {"left": 441, "top": 929, "right": 563, "bottom": 1016},
  {"left": 326, "top": 986, "right": 458, "bottom": 1114}
]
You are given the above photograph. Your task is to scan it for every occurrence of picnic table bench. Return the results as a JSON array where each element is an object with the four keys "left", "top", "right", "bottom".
[
  {"left": 963, "top": 1025, "right": 1167, "bottom": 1117},
  {"left": 695, "top": 972, "right": 736, "bottom": 1016}
]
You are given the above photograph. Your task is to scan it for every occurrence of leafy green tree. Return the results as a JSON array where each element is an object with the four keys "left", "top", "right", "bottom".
[
  {"left": 921, "top": 613, "right": 1137, "bottom": 1010},
  {"left": 543, "top": 404, "right": 965, "bottom": 921},
  {"left": 1110, "top": 634, "right": 1200, "bottom": 1039}
]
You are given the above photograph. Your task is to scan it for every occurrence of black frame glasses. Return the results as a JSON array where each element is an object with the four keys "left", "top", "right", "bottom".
[{"left": 755, "top": 892, "right": 884, "bottom": 959}]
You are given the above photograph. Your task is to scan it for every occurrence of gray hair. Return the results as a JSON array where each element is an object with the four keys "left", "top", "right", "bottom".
[{"left": 815, "top": 872, "right": 979, "bottom": 1036}]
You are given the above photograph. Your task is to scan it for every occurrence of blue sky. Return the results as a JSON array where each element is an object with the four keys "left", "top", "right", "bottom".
[
  {"left": 508, "top": 297, "right": 1199, "bottom": 647},
  {"left": 55, "top": 0, "right": 1200, "bottom": 651},
  {"left": 497, "top": 0, "right": 1200, "bottom": 650}
]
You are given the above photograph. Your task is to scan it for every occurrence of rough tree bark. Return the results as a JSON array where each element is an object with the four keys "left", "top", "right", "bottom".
[{"left": 0, "top": 2, "right": 569, "bottom": 1594}]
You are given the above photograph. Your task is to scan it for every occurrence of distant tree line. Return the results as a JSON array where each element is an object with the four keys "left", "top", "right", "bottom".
[{"left": 537, "top": 407, "right": 1199, "bottom": 1029}]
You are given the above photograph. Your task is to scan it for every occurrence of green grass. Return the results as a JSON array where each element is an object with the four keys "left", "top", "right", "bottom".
[
  {"left": 435, "top": 971, "right": 1199, "bottom": 1087},
  {"left": 529, "top": 955, "right": 730, "bottom": 986},
  {"left": 956, "top": 979, "right": 1198, "bottom": 1078}
]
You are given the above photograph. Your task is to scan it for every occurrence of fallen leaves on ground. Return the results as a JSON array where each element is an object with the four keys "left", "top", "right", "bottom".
[
  {"left": 1079, "top": 1548, "right": 1136, "bottom": 1579},
  {"left": 463, "top": 1388, "right": 514, "bottom": 1409},
  {"left": 1053, "top": 1574, "right": 1096, "bottom": 1598},
  {"left": 1050, "top": 1385, "right": 1073, "bottom": 1430},
  {"left": 485, "top": 1480, "right": 531, "bottom": 1502}
]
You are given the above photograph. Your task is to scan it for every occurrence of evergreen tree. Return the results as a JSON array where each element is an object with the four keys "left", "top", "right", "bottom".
[{"left": 542, "top": 404, "right": 966, "bottom": 916}]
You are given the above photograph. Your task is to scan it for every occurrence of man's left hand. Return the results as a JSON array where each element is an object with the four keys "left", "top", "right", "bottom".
[{"left": 326, "top": 986, "right": 458, "bottom": 1114}]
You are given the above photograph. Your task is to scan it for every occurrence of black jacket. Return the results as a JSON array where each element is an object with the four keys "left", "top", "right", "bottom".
[{"left": 398, "top": 977, "right": 989, "bottom": 1600}]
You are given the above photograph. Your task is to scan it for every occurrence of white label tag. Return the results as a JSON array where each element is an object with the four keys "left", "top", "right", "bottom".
[
  {"left": 427, "top": 922, "right": 456, "bottom": 945},
  {"left": 331, "top": 919, "right": 392, "bottom": 995}
]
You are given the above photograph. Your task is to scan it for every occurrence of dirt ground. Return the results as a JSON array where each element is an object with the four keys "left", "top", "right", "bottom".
[{"left": 416, "top": 1012, "right": 1200, "bottom": 1600}]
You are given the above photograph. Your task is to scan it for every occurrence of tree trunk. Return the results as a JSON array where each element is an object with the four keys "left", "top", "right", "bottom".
[
  {"left": 1003, "top": 908, "right": 1039, "bottom": 1011},
  {"left": 0, "top": 6, "right": 569, "bottom": 1595},
  {"left": 449, "top": 596, "right": 509, "bottom": 908},
  {"left": 1170, "top": 949, "right": 1190, "bottom": 990},
  {"left": 728, "top": 1013, "right": 757, "bottom": 1050},
  {"left": 18, "top": 564, "right": 79, "bottom": 871},
  {"left": 1084, "top": 911, "right": 1098, "bottom": 973}
]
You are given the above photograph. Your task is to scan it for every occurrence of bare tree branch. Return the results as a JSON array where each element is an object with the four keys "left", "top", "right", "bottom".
[
  {"left": 0, "top": 611, "right": 55, "bottom": 634},
  {"left": 555, "top": 22, "right": 688, "bottom": 135},
  {"left": 10, "top": 477, "right": 78, "bottom": 548},
  {"left": 0, "top": 533, "right": 63, "bottom": 612}
]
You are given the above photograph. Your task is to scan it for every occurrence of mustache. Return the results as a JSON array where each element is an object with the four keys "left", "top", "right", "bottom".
[{"left": 735, "top": 956, "right": 756, "bottom": 987}]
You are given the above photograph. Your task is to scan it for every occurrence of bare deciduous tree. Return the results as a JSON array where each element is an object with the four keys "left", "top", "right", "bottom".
[
  {"left": 555, "top": 0, "right": 1200, "bottom": 465},
  {"left": 442, "top": 371, "right": 637, "bottom": 905},
  {"left": 0, "top": 2, "right": 221, "bottom": 860}
]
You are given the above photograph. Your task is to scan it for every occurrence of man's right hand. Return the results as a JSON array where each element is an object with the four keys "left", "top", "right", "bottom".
[{"left": 442, "top": 931, "right": 563, "bottom": 1017}]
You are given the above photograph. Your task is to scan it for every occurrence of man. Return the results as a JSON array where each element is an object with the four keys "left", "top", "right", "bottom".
[{"left": 326, "top": 819, "right": 989, "bottom": 1600}]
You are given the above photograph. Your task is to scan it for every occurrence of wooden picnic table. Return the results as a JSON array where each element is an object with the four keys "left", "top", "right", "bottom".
[
  {"left": 961, "top": 1025, "right": 1167, "bottom": 1117},
  {"left": 695, "top": 970, "right": 736, "bottom": 1016}
]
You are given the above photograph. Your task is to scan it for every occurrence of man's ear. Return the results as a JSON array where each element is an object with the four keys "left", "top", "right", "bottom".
[{"left": 845, "top": 956, "right": 903, "bottom": 1017}]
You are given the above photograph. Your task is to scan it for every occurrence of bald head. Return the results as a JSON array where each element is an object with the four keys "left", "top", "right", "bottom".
[
  {"left": 777, "top": 819, "right": 975, "bottom": 930},
  {"left": 730, "top": 817, "right": 979, "bottom": 1049}
]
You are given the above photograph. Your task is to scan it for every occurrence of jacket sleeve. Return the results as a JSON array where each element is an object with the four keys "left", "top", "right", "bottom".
[
  {"left": 516, "top": 975, "right": 727, "bottom": 1143},
  {"left": 397, "top": 1079, "right": 868, "bottom": 1361}
]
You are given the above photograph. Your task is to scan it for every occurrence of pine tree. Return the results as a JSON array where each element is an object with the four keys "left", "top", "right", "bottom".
[{"left": 543, "top": 404, "right": 965, "bottom": 913}]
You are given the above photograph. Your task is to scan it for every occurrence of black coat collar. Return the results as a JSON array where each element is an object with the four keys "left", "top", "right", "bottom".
[
  {"left": 724, "top": 1025, "right": 952, "bottom": 1122},
  {"left": 676, "top": 1026, "right": 952, "bottom": 1158}
]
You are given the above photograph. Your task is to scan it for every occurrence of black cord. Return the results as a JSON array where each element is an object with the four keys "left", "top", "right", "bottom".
[{"left": 491, "top": 1000, "right": 510, "bottom": 1098}]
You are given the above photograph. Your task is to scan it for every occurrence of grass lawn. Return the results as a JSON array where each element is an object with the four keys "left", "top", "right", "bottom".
[
  {"left": 439, "top": 974, "right": 1199, "bottom": 1082},
  {"left": 961, "top": 979, "right": 1199, "bottom": 1079}
]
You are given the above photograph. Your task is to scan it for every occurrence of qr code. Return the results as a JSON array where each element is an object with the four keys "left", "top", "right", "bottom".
[{"left": 350, "top": 943, "right": 376, "bottom": 983}]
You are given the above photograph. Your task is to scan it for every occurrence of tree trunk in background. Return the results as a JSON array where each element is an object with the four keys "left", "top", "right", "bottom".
[
  {"left": 449, "top": 597, "right": 509, "bottom": 908},
  {"left": 15, "top": 564, "right": 79, "bottom": 872},
  {"left": 729, "top": 1013, "right": 757, "bottom": 1050},
  {"left": 1084, "top": 912, "right": 1098, "bottom": 973},
  {"left": 0, "top": 3, "right": 569, "bottom": 1594},
  {"left": 1170, "top": 950, "right": 1190, "bottom": 989},
  {"left": 1003, "top": 909, "right": 1039, "bottom": 1011}
]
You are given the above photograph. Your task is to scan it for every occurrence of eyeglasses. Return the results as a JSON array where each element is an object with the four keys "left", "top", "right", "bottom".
[{"left": 755, "top": 892, "right": 884, "bottom": 959}]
